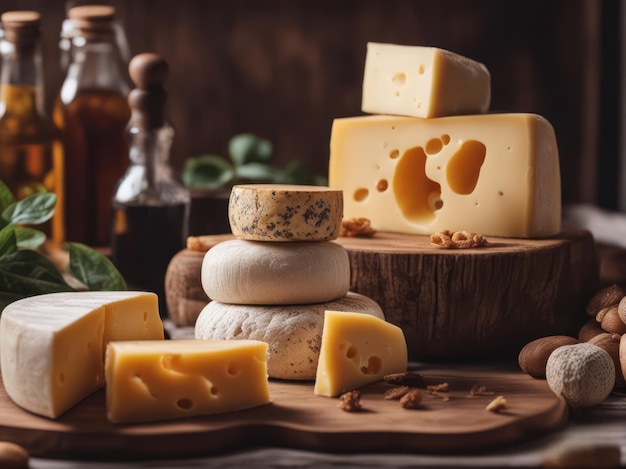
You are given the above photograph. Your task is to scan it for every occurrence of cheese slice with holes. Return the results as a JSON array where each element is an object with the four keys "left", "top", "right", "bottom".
[
  {"left": 229, "top": 184, "right": 343, "bottom": 242},
  {"left": 314, "top": 310, "right": 408, "bottom": 397},
  {"left": 105, "top": 339, "right": 269, "bottom": 423},
  {"left": 362, "top": 43, "right": 491, "bottom": 118},
  {"left": 329, "top": 114, "right": 561, "bottom": 238},
  {"left": 0, "top": 291, "right": 163, "bottom": 418}
]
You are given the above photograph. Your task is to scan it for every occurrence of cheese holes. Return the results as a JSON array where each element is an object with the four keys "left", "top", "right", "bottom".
[
  {"left": 389, "top": 149, "right": 400, "bottom": 159},
  {"left": 176, "top": 398, "right": 193, "bottom": 410},
  {"left": 425, "top": 138, "right": 444, "bottom": 155},
  {"left": 227, "top": 362, "right": 240, "bottom": 376},
  {"left": 418, "top": 64, "right": 425, "bottom": 75},
  {"left": 353, "top": 188, "right": 369, "bottom": 202},
  {"left": 376, "top": 179, "right": 388, "bottom": 192},
  {"left": 392, "top": 72, "right": 406, "bottom": 87},
  {"left": 360, "top": 356, "right": 382, "bottom": 375},
  {"left": 446, "top": 140, "right": 486, "bottom": 195},
  {"left": 393, "top": 145, "right": 442, "bottom": 224}
]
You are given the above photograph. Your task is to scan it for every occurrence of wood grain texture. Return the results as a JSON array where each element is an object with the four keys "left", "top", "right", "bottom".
[
  {"left": 335, "top": 230, "right": 599, "bottom": 359},
  {"left": 0, "top": 364, "right": 567, "bottom": 460}
]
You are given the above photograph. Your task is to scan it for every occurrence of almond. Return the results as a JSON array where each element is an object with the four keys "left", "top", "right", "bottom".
[
  {"left": 518, "top": 335, "right": 579, "bottom": 378},
  {"left": 588, "top": 333, "right": 624, "bottom": 388},
  {"left": 586, "top": 284, "right": 624, "bottom": 317}
]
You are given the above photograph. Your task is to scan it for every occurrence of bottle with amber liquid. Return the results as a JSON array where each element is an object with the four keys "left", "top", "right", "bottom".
[
  {"left": 111, "top": 53, "right": 189, "bottom": 315},
  {"left": 53, "top": 5, "right": 130, "bottom": 247},
  {"left": 0, "top": 11, "right": 64, "bottom": 242}
]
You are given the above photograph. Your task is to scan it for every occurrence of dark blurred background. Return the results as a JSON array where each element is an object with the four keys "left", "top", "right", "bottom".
[{"left": 1, "top": 0, "right": 622, "bottom": 209}]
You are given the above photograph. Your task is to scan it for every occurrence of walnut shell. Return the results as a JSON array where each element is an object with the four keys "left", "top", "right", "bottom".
[
  {"left": 618, "top": 295, "right": 626, "bottom": 326},
  {"left": 518, "top": 335, "right": 579, "bottom": 378},
  {"left": 588, "top": 333, "right": 625, "bottom": 388},
  {"left": 586, "top": 284, "right": 624, "bottom": 317}
]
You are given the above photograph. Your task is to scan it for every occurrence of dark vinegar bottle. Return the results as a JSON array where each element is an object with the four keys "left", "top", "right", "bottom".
[{"left": 111, "top": 53, "right": 189, "bottom": 315}]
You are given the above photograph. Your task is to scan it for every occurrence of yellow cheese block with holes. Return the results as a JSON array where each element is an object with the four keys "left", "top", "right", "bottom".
[
  {"left": 105, "top": 339, "right": 270, "bottom": 423},
  {"left": 228, "top": 184, "right": 343, "bottom": 241},
  {"left": 0, "top": 291, "right": 163, "bottom": 418},
  {"left": 314, "top": 310, "right": 408, "bottom": 397},
  {"left": 329, "top": 114, "right": 561, "bottom": 238},
  {"left": 362, "top": 43, "right": 491, "bottom": 118}
]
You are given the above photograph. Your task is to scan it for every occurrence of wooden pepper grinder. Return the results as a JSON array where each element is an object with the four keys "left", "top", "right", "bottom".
[{"left": 111, "top": 53, "right": 190, "bottom": 317}]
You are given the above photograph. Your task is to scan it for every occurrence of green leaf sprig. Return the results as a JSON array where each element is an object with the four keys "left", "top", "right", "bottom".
[
  {"left": 0, "top": 180, "right": 126, "bottom": 313},
  {"left": 182, "top": 133, "right": 328, "bottom": 190}
]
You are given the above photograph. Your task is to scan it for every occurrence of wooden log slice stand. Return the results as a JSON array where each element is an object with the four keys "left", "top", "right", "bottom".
[{"left": 335, "top": 230, "right": 598, "bottom": 359}]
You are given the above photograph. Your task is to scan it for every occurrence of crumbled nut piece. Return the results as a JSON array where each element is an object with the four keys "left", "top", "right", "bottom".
[
  {"left": 340, "top": 218, "right": 377, "bottom": 238},
  {"left": 383, "top": 371, "right": 424, "bottom": 387},
  {"left": 468, "top": 385, "right": 495, "bottom": 397},
  {"left": 427, "top": 383, "right": 449, "bottom": 393},
  {"left": 486, "top": 395, "right": 508, "bottom": 412},
  {"left": 427, "top": 382, "right": 450, "bottom": 401},
  {"left": 384, "top": 385, "right": 410, "bottom": 400},
  {"left": 400, "top": 388, "right": 423, "bottom": 409},
  {"left": 431, "top": 230, "right": 490, "bottom": 249},
  {"left": 338, "top": 390, "right": 362, "bottom": 412},
  {"left": 429, "top": 230, "right": 453, "bottom": 248}
]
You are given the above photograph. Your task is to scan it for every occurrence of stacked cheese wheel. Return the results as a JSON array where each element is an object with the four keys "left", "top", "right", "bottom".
[{"left": 195, "top": 184, "right": 386, "bottom": 380}]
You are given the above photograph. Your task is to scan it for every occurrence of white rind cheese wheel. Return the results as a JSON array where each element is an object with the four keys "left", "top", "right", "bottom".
[
  {"left": 201, "top": 239, "right": 350, "bottom": 305},
  {"left": 194, "top": 292, "right": 384, "bottom": 380},
  {"left": 228, "top": 184, "right": 343, "bottom": 242},
  {"left": 0, "top": 291, "right": 163, "bottom": 418}
]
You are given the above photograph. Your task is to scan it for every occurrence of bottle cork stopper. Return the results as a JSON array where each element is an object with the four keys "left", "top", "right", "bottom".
[
  {"left": 129, "top": 53, "right": 169, "bottom": 90},
  {"left": 67, "top": 5, "right": 115, "bottom": 37},
  {"left": 68, "top": 5, "right": 115, "bottom": 22},
  {"left": 128, "top": 53, "right": 169, "bottom": 129},
  {"left": 1, "top": 11, "right": 41, "bottom": 49}
]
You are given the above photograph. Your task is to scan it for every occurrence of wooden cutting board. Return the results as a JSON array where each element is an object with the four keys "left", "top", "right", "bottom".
[{"left": 0, "top": 363, "right": 567, "bottom": 460}]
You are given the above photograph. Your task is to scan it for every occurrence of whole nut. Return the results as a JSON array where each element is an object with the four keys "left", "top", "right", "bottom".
[
  {"left": 578, "top": 318, "right": 604, "bottom": 342},
  {"left": 546, "top": 343, "right": 615, "bottom": 408},
  {"left": 621, "top": 335, "right": 626, "bottom": 387},
  {"left": 619, "top": 295, "right": 626, "bottom": 324},
  {"left": 595, "top": 304, "right": 618, "bottom": 323},
  {"left": 600, "top": 308, "right": 626, "bottom": 335},
  {"left": 0, "top": 441, "right": 29, "bottom": 469},
  {"left": 586, "top": 284, "right": 624, "bottom": 317},
  {"left": 588, "top": 333, "right": 625, "bottom": 388},
  {"left": 518, "top": 335, "right": 579, "bottom": 378}
]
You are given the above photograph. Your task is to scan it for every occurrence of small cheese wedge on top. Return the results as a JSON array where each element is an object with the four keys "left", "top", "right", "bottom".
[
  {"left": 362, "top": 42, "right": 491, "bottom": 118},
  {"left": 314, "top": 310, "right": 408, "bottom": 397},
  {"left": 105, "top": 339, "right": 270, "bottom": 423},
  {"left": 0, "top": 291, "right": 163, "bottom": 418}
]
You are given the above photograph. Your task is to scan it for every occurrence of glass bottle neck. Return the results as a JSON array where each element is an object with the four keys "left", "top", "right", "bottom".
[
  {"left": 0, "top": 39, "right": 45, "bottom": 117},
  {"left": 60, "top": 36, "right": 129, "bottom": 104},
  {"left": 114, "top": 123, "right": 189, "bottom": 206}
]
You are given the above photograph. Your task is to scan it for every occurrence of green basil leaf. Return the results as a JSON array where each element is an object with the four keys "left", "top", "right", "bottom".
[
  {"left": 0, "top": 181, "right": 14, "bottom": 212},
  {"left": 15, "top": 227, "right": 47, "bottom": 250},
  {"left": 229, "top": 133, "right": 273, "bottom": 166},
  {"left": 235, "top": 162, "right": 278, "bottom": 182},
  {"left": 0, "top": 249, "right": 72, "bottom": 295},
  {"left": 0, "top": 226, "right": 18, "bottom": 256},
  {"left": 67, "top": 242, "right": 127, "bottom": 291},
  {"left": 2, "top": 192, "right": 56, "bottom": 225},
  {"left": 182, "top": 155, "right": 235, "bottom": 190}
]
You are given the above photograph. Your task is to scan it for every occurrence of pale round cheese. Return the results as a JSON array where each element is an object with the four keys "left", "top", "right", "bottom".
[
  {"left": 201, "top": 239, "right": 350, "bottom": 305},
  {"left": 228, "top": 184, "right": 343, "bottom": 242},
  {"left": 194, "top": 292, "right": 384, "bottom": 380},
  {"left": 0, "top": 291, "right": 163, "bottom": 419}
]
